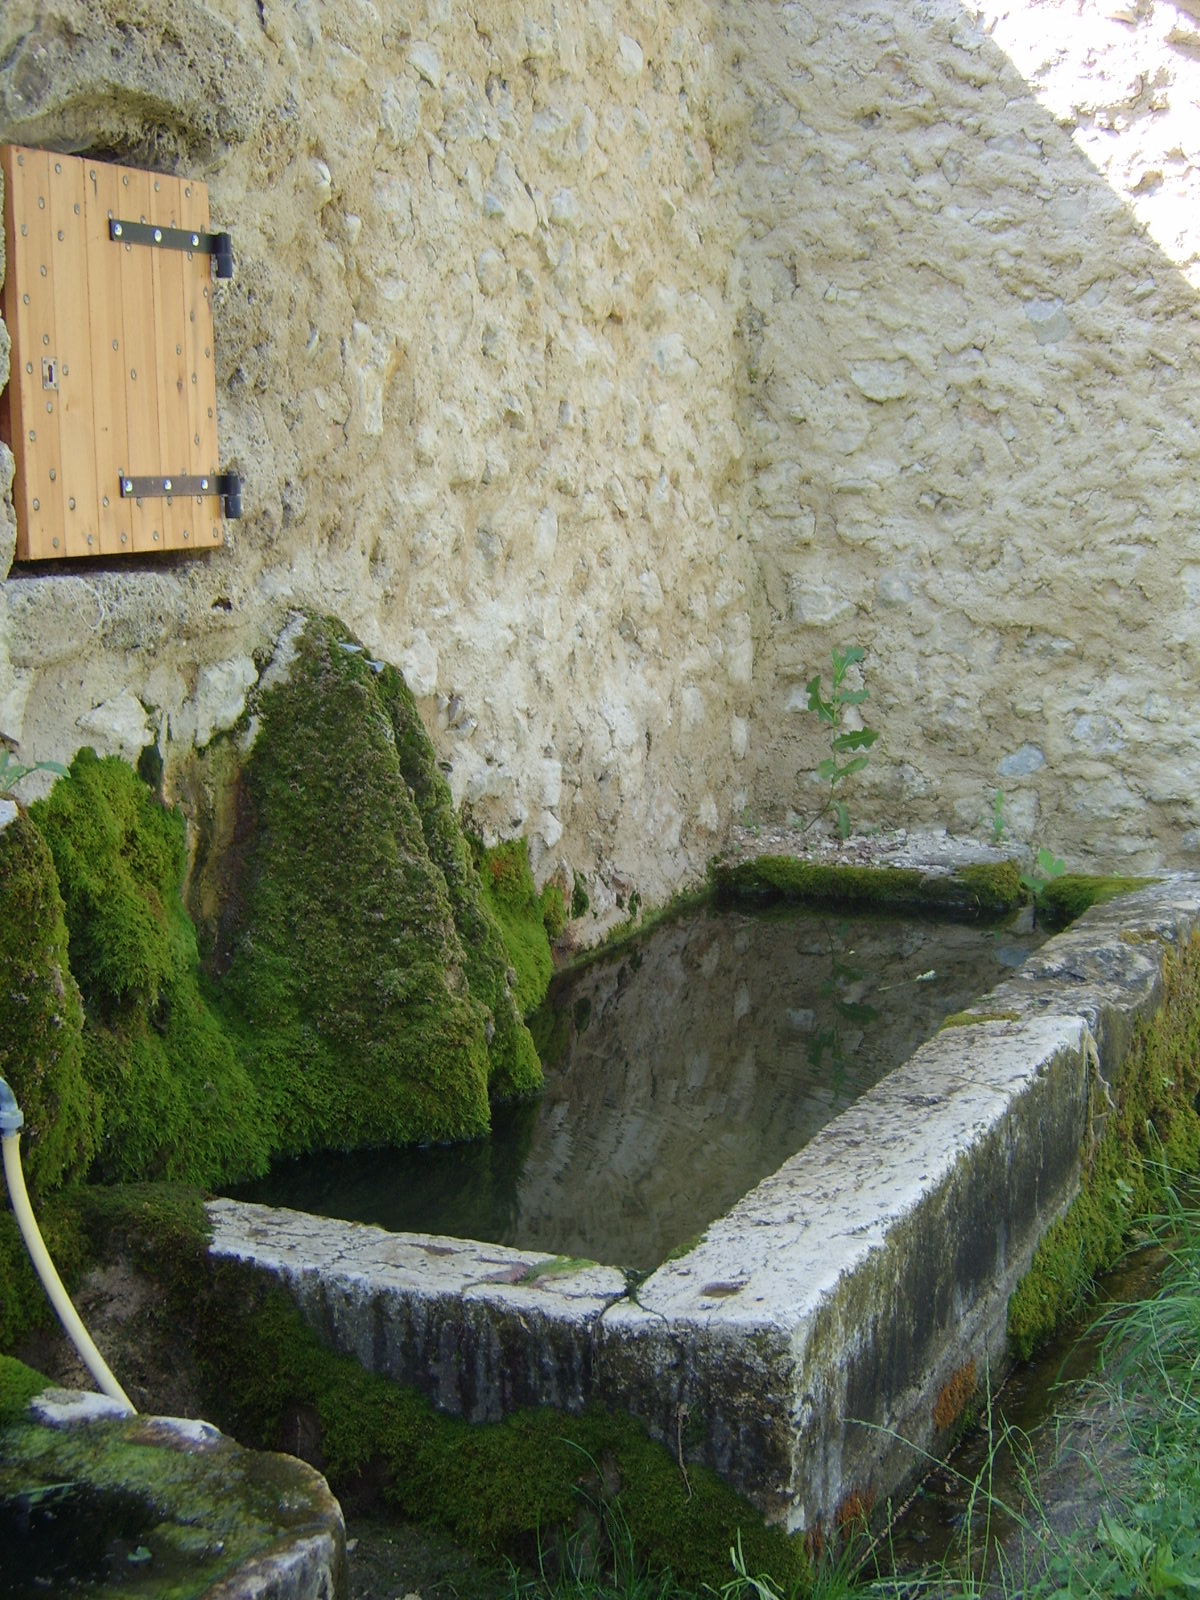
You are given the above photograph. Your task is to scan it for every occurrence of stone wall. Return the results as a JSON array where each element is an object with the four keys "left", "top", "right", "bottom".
[
  {"left": 4, "top": 0, "right": 1200, "bottom": 913},
  {"left": 0, "top": 0, "right": 752, "bottom": 914},
  {"left": 737, "top": 0, "right": 1200, "bottom": 870}
]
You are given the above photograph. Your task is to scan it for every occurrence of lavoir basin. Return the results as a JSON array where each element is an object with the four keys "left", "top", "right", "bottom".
[
  {"left": 233, "top": 904, "right": 1043, "bottom": 1272},
  {"left": 209, "top": 868, "right": 1200, "bottom": 1534}
]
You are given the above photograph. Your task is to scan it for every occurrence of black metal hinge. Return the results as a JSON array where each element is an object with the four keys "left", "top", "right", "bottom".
[
  {"left": 109, "top": 218, "right": 234, "bottom": 279},
  {"left": 119, "top": 473, "right": 243, "bottom": 520}
]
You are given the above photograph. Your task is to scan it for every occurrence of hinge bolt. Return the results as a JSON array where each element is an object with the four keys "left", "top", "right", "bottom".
[
  {"left": 153, "top": 228, "right": 162, "bottom": 243},
  {"left": 113, "top": 222, "right": 123, "bottom": 237},
  {"left": 163, "top": 479, "right": 172, "bottom": 492},
  {"left": 122, "top": 479, "right": 133, "bottom": 495}
]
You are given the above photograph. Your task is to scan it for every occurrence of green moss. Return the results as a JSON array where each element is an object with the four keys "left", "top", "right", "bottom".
[
  {"left": 1035, "top": 873, "right": 1154, "bottom": 928},
  {"left": 30, "top": 751, "right": 269, "bottom": 1188},
  {"left": 477, "top": 838, "right": 554, "bottom": 1017},
  {"left": 571, "top": 877, "right": 590, "bottom": 919},
  {"left": 221, "top": 619, "right": 540, "bottom": 1155},
  {"left": 1008, "top": 932, "right": 1200, "bottom": 1359},
  {"left": 0, "top": 807, "right": 94, "bottom": 1193},
  {"left": 0, "top": 1354, "right": 50, "bottom": 1424},
  {"left": 192, "top": 1270, "right": 809, "bottom": 1593},
  {"left": 0, "top": 1194, "right": 89, "bottom": 1351},
  {"left": 710, "top": 856, "right": 1023, "bottom": 919},
  {"left": 29, "top": 748, "right": 191, "bottom": 1015},
  {"left": 376, "top": 661, "right": 542, "bottom": 1103},
  {"left": 540, "top": 882, "right": 566, "bottom": 942},
  {"left": 939, "top": 1010, "right": 1022, "bottom": 1029}
]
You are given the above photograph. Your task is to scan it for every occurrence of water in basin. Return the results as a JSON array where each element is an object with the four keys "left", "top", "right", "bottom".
[{"left": 232, "top": 905, "right": 1040, "bottom": 1271}]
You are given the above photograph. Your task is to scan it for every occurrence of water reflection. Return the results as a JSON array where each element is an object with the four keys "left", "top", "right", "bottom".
[{"left": 233, "top": 906, "right": 1040, "bottom": 1271}]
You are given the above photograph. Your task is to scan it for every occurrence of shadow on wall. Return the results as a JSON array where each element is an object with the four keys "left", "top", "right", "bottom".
[{"left": 736, "top": 0, "right": 1200, "bottom": 873}]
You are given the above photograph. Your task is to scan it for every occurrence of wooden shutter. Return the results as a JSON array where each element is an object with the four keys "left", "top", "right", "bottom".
[{"left": 1, "top": 145, "right": 234, "bottom": 562}]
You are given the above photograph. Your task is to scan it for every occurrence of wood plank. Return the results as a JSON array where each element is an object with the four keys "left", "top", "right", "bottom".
[
  {"left": 48, "top": 153, "right": 99, "bottom": 558},
  {"left": 2, "top": 146, "right": 64, "bottom": 559},
  {"left": 114, "top": 164, "right": 163, "bottom": 555},
  {"left": 83, "top": 156, "right": 133, "bottom": 555},
  {"left": 0, "top": 146, "right": 32, "bottom": 558},
  {"left": 177, "top": 175, "right": 224, "bottom": 548},
  {"left": 147, "top": 171, "right": 191, "bottom": 551}
]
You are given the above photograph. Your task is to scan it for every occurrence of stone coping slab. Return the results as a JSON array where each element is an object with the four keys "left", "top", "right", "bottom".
[
  {"left": 207, "top": 874, "right": 1200, "bottom": 1534},
  {"left": 207, "top": 1203, "right": 628, "bottom": 1423}
]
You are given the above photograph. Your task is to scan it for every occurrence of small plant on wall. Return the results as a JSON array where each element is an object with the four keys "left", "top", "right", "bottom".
[{"left": 799, "top": 645, "right": 879, "bottom": 840}]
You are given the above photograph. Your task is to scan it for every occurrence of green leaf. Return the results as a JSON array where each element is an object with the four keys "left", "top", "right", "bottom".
[
  {"left": 1035, "top": 846, "right": 1066, "bottom": 879},
  {"left": 836, "top": 646, "right": 866, "bottom": 667},
  {"left": 835, "top": 687, "right": 870, "bottom": 707},
  {"left": 832, "top": 756, "right": 869, "bottom": 781},
  {"left": 816, "top": 758, "right": 838, "bottom": 781},
  {"left": 834, "top": 800, "right": 850, "bottom": 838},
  {"left": 832, "top": 729, "right": 878, "bottom": 753}
]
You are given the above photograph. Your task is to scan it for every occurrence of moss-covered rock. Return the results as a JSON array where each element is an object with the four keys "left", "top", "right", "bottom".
[
  {"left": 711, "top": 855, "right": 1024, "bottom": 918},
  {"left": 1035, "top": 873, "right": 1154, "bottom": 929},
  {"left": 540, "top": 882, "right": 566, "bottom": 943},
  {"left": 1008, "top": 931, "right": 1200, "bottom": 1358},
  {"left": 378, "top": 662, "right": 542, "bottom": 1101},
  {"left": 30, "top": 751, "right": 269, "bottom": 1187},
  {"left": 220, "top": 618, "right": 540, "bottom": 1156},
  {"left": 0, "top": 807, "right": 94, "bottom": 1194}
]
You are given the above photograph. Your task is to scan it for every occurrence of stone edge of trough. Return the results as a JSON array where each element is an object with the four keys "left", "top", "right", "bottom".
[{"left": 206, "top": 873, "right": 1200, "bottom": 1536}]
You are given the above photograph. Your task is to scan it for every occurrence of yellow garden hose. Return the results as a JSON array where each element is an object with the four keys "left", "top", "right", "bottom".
[{"left": 0, "top": 1077, "right": 134, "bottom": 1413}]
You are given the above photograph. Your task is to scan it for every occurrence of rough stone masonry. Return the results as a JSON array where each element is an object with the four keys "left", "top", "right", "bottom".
[{"left": 2, "top": 0, "right": 1200, "bottom": 909}]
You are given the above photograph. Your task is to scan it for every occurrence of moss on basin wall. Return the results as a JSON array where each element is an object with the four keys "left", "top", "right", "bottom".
[
  {"left": 710, "top": 856, "right": 1024, "bottom": 918},
  {"left": 187, "top": 1263, "right": 810, "bottom": 1594},
  {"left": 1008, "top": 930, "right": 1200, "bottom": 1359},
  {"left": 218, "top": 617, "right": 543, "bottom": 1156}
]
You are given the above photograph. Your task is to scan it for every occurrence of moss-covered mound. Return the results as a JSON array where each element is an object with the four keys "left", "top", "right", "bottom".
[
  {"left": 711, "top": 855, "right": 1024, "bottom": 919},
  {"left": 29, "top": 751, "right": 270, "bottom": 1187},
  {"left": 377, "top": 659, "right": 544, "bottom": 1098},
  {"left": 0, "top": 807, "right": 94, "bottom": 1195},
  {"left": 1008, "top": 930, "right": 1200, "bottom": 1358},
  {"left": 220, "top": 618, "right": 541, "bottom": 1157}
]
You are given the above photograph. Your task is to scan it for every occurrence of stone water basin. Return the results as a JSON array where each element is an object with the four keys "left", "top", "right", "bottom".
[{"left": 208, "top": 874, "right": 1200, "bottom": 1534}]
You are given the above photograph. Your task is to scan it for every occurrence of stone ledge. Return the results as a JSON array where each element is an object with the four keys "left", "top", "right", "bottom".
[
  {"left": 207, "top": 1202, "right": 628, "bottom": 1423},
  {"left": 594, "top": 1013, "right": 1091, "bottom": 1530}
]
